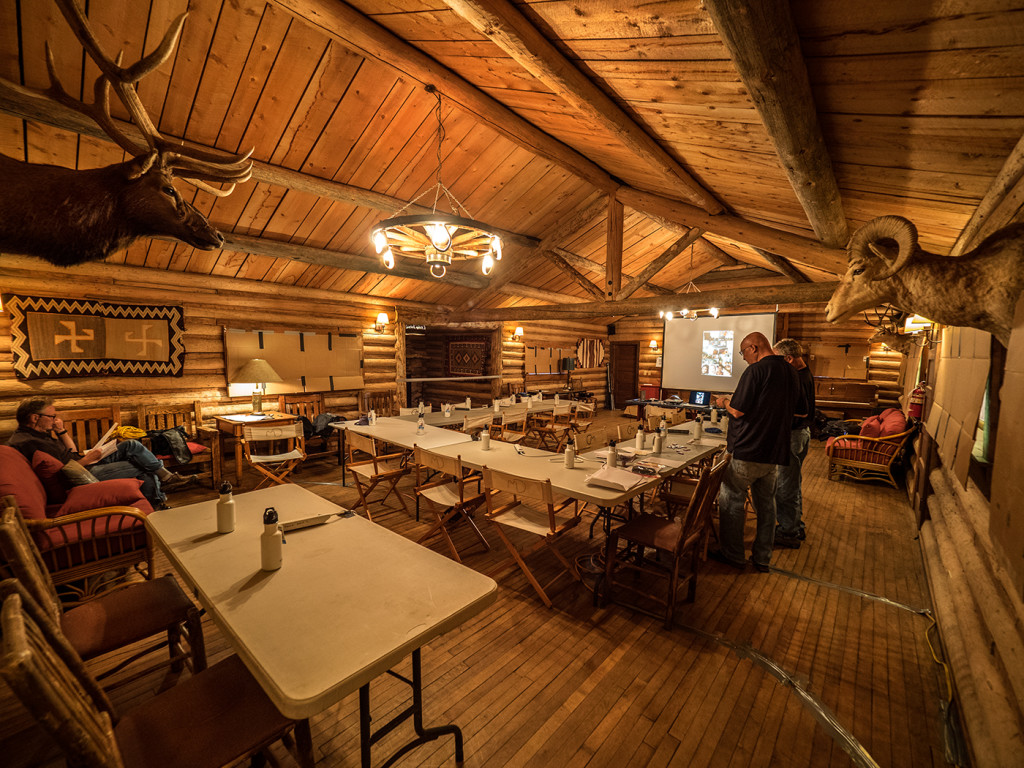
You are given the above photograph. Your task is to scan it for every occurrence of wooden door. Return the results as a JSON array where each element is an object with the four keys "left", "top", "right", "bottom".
[{"left": 610, "top": 343, "right": 638, "bottom": 409}]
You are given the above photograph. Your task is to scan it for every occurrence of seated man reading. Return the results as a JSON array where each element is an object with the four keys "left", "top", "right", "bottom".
[{"left": 7, "top": 397, "right": 196, "bottom": 509}]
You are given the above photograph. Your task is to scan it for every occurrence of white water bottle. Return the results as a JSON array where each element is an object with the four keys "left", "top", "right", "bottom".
[
  {"left": 481, "top": 431, "right": 490, "bottom": 450},
  {"left": 564, "top": 442, "right": 575, "bottom": 468},
  {"left": 216, "top": 481, "right": 235, "bottom": 533},
  {"left": 555, "top": 394, "right": 560, "bottom": 405},
  {"left": 418, "top": 400, "right": 425, "bottom": 416},
  {"left": 659, "top": 416, "right": 667, "bottom": 433},
  {"left": 606, "top": 441, "right": 617, "bottom": 468},
  {"left": 694, "top": 417, "right": 703, "bottom": 441},
  {"left": 369, "top": 409, "right": 376, "bottom": 425},
  {"left": 465, "top": 397, "right": 471, "bottom": 409},
  {"left": 494, "top": 400, "right": 500, "bottom": 413},
  {"left": 635, "top": 430, "right": 644, "bottom": 450},
  {"left": 711, "top": 407, "right": 719, "bottom": 423},
  {"left": 417, "top": 416, "right": 425, "bottom": 434},
  {"left": 260, "top": 507, "right": 283, "bottom": 571},
  {"left": 654, "top": 434, "right": 664, "bottom": 454}
]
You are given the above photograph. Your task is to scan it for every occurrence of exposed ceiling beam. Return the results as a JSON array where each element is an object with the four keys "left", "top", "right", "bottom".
[
  {"left": 699, "top": 238, "right": 741, "bottom": 266},
  {"left": 442, "top": 0, "right": 723, "bottom": 213},
  {"left": 606, "top": 197, "right": 624, "bottom": 299},
  {"left": 267, "top": 0, "right": 616, "bottom": 193},
  {"left": 501, "top": 283, "right": 587, "bottom": 304},
  {"left": 617, "top": 187, "right": 847, "bottom": 274},
  {"left": 447, "top": 281, "right": 839, "bottom": 321},
  {"left": 953, "top": 131, "right": 1024, "bottom": 254},
  {"left": 455, "top": 194, "right": 609, "bottom": 311},
  {"left": 617, "top": 230, "right": 703, "bottom": 301},
  {"left": 544, "top": 250, "right": 606, "bottom": 301},
  {"left": 703, "top": 0, "right": 848, "bottom": 248},
  {"left": 752, "top": 247, "right": 810, "bottom": 283}
]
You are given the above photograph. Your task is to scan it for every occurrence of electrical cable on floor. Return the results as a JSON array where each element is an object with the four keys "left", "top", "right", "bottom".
[
  {"left": 768, "top": 566, "right": 930, "bottom": 615},
  {"left": 925, "top": 615, "right": 969, "bottom": 766}
]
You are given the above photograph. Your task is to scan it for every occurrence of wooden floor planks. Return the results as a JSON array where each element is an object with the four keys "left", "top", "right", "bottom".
[{"left": 0, "top": 412, "right": 949, "bottom": 767}]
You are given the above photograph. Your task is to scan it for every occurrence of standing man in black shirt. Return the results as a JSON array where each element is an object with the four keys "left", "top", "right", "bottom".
[
  {"left": 773, "top": 338, "right": 815, "bottom": 548},
  {"left": 710, "top": 332, "right": 805, "bottom": 572}
]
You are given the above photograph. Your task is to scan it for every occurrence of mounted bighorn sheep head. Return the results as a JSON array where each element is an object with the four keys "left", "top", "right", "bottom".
[
  {"left": 0, "top": 0, "right": 251, "bottom": 266},
  {"left": 825, "top": 215, "right": 1024, "bottom": 346}
]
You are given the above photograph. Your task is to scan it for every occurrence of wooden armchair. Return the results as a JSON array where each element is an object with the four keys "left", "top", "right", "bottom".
[
  {"left": 59, "top": 406, "right": 122, "bottom": 451},
  {"left": 825, "top": 425, "right": 916, "bottom": 489},
  {"left": 278, "top": 392, "right": 341, "bottom": 464},
  {"left": 137, "top": 402, "right": 222, "bottom": 489},
  {"left": 0, "top": 589, "right": 313, "bottom": 768},
  {"left": 363, "top": 389, "right": 398, "bottom": 417}
]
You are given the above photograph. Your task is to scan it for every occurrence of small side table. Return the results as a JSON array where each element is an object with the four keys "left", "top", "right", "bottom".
[{"left": 214, "top": 412, "right": 298, "bottom": 487}]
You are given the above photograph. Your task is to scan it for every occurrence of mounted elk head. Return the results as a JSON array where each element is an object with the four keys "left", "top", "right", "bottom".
[
  {"left": 825, "top": 215, "right": 1024, "bottom": 346},
  {"left": 0, "top": 0, "right": 251, "bottom": 266}
]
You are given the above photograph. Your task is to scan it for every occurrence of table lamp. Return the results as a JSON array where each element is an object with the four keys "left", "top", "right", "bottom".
[{"left": 231, "top": 358, "right": 283, "bottom": 415}]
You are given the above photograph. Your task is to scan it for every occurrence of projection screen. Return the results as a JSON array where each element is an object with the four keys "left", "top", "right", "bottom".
[{"left": 661, "top": 312, "right": 778, "bottom": 393}]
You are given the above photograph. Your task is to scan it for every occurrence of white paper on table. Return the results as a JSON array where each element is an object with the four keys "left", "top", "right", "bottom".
[{"left": 585, "top": 465, "right": 645, "bottom": 491}]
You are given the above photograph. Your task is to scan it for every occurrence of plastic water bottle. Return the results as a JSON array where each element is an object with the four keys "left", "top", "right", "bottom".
[
  {"left": 369, "top": 409, "right": 376, "bottom": 425},
  {"left": 465, "top": 397, "right": 471, "bottom": 409},
  {"left": 417, "top": 416, "right": 425, "bottom": 434},
  {"left": 418, "top": 400, "right": 425, "bottom": 416},
  {"left": 694, "top": 416, "right": 703, "bottom": 441},
  {"left": 635, "top": 429, "right": 644, "bottom": 451},
  {"left": 711, "top": 407, "right": 719, "bottom": 423},
  {"left": 564, "top": 442, "right": 575, "bottom": 468},
  {"left": 216, "top": 481, "right": 235, "bottom": 533},
  {"left": 606, "top": 440, "right": 617, "bottom": 468},
  {"left": 493, "top": 400, "right": 500, "bottom": 413},
  {"left": 654, "top": 434, "right": 664, "bottom": 454},
  {"left": 481, "top": 431, "right": 490, "bottom": 450},
  {"left": 260, "top": 507, "right": 283, "bottom": 571},
  {"left": 659, "top": 416, "right": 667, "bottom": 433}
]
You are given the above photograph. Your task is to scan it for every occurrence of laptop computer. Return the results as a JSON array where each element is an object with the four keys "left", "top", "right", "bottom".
[{"left": 687, "top": 390, "right": 711, "bottom": 406}]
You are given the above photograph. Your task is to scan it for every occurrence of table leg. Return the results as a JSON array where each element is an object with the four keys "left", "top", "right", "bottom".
[
  {"left": 234, "top": 432, "right": 244, "bottom": 487},
  {"left": 359, "top": 648, "right": 464, "bottom": 768}
]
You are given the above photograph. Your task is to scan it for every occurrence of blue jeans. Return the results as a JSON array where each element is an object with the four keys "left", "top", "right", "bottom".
[
  {"left": 717, "top": 457, "right": 778, "bottom": 566},
  {"left": 90, "top": 439, "right": 166, "bottom": 504},
  {"left": 775, "top": 427, "right": 810, "bottom": 538}
]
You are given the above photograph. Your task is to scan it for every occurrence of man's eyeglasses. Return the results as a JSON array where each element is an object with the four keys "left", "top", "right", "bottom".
[
  {"left": 34, "top": 412, "right": 57, "bottom": 422},
  {"left": 740, "top": 344, "right": 755, "bottom": 355}
]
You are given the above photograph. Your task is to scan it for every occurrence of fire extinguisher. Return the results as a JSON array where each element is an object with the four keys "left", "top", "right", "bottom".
[{"left": 909, "top": 381, "right": 926, "bottom": 419}]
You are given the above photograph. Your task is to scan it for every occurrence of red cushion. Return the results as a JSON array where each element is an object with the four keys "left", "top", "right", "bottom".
[
  {"left": 0, "top": 445, "right": 47, "bottom": 521},
  {"left": 31, "top": 451, "right": 69, "bottom": 506},
  {"left": 155, "top": 441, "right": 208, "bottom": 462},
  {"left": 878, "top": 408, "right": 907, "bottom": 437},
  {"left": 56, "top": 478, "right": 149, "bottom": 518},
  {"left": 859, "top": 415, "right": 884, "bottom": 438}
]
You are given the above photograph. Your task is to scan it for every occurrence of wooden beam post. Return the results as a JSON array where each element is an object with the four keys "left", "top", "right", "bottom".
[{"left": 606, "top": 197, "right": 623, "bottom": 299}]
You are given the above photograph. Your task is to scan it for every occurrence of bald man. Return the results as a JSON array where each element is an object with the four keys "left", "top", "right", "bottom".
[{"left": 710, "top": 332, "right": 806, "bottom": 572}]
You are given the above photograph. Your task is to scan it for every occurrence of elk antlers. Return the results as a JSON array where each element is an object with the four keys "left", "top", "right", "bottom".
[{"left": 44, "top": 0, "right": 252, "bottom": 195}]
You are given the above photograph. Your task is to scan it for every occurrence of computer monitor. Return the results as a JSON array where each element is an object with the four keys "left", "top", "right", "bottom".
[{"left": 688, "top": 390, "right": 710, "bottom": 406}]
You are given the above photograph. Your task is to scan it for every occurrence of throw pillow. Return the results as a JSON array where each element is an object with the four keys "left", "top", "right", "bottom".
[
  {"left": 61, "top": 459, "right": 99, "bottom": 486},
  {"left": 859, "top": 415, "right": 884, "bottom": 438},
  {"left": 56, "top": 478, "right": 147, "bottom": 518},
  {"left": 31, "top": 451, "right": 69, "bottom": 505}
]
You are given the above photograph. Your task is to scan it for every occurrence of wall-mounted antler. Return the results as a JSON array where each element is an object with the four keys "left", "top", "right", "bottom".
[{"left": 0, "top": 0, "right": 254, "bottom": 266}]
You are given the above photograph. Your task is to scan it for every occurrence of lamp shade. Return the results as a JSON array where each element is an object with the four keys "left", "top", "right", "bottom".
[{"left": 230, "top": 358, "right": 283, "bottom": 385}]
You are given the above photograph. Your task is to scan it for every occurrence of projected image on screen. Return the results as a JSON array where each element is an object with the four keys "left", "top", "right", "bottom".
[
  {"left": 701, "top": 331, "right": 733, "bottom": 377},
  {"left": 661, "top": 312, "right": 776, "bottom": 393}
]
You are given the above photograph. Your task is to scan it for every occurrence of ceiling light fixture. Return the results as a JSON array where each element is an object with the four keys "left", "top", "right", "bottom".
[{"left": 371, "top": 85, "right": 502, "bottom": 279}]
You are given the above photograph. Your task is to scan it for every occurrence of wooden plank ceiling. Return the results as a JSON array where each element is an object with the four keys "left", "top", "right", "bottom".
[{"left": 1, "top": 0, "right": 1022, "bottom": 321}]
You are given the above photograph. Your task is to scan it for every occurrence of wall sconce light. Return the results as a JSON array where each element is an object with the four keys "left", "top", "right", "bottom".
[
  {"left": 649, "top": 339, "right": 658, "bottom": 350},
  {"left": 903, "top": 314, "right": 933, "bottom": 333},
  {"left": 375, "top": 312, "right": 389, "bottom": 333},
  {"left": 512, "top": 326, "right": 524, "bottom": 341}
]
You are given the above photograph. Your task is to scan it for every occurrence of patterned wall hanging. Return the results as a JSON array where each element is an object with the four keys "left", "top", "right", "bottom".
[
  {"left": 576, "top": 337, "right": 606, "bottom": 369},
  {"left": 3, "top": 294, "right": 185, "bottom": 379},
  {"left": 446, "top": 335, "right": 489, "bottom": 376}
]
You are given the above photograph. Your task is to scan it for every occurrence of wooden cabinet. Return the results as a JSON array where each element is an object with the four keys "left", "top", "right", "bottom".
[{"left": 814, "top": 377, "right": 879, "bottom": 419}]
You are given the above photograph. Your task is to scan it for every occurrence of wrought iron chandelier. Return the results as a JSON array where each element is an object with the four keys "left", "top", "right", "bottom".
[{"left": 371, "top": 85, "right": 502, "bottom": 279}]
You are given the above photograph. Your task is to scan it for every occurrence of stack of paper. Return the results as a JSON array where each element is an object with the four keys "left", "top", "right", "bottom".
[
  {"left": 585, "top": 465, "right": 645, "bottom": 491},
  {"left": 90, "top": 423, "right": 119, "bottom": 460}
]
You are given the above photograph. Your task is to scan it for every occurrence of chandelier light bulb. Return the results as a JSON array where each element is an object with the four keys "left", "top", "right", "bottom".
[
  {"left": 481, "top": 252, "right": 494, "bottom": 275},
  {"left": 710, "top": 307, "right": 720, "bottom": 318},
  {"left": 664, "top": 311, "right": 672, "bottom": 321},
  {"left": 373, "top": 230, "right": 388, "bottom": 253},
  {"left": 491, "top": 235, "right": 502, "bottom": 261},
  {"left": 382, "top": 248, "right": 395, "bottom": 269},
  {"left": 427, "top": 223, "right": 452, "bottom": 252}
]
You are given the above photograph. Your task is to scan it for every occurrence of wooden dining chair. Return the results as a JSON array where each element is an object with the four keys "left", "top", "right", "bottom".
[
  {"left": 491, "top": 407, "right": 528, "bottom": 444},
  {"left": 462, "top": 412, "right": 495, "bottom": 435},
  {"left": 413, "top": 446, "right": 489, "bottom": 563},
  {"left": 241, "top": 422, "right": 306, "bottom": 489},
  {"left": 571, "top": 401, "right": 595, "bottom": 434},
  {"left": 0, "top": 589, "right": 314, "bottom": 768},
  {"left": 346, "top": 431, "right": 410, "bottom": 520},
  {"left": 137, "top": 401, "right": 222, "bottom": 488},
  {"left": 363, "top": 389, "right": 397, "bottom": 417},
  {"left": 0, "top": 498, "right": 205, "bottom": 687},
  {"left": 481, "top": 467, "right": 583, "bottom": 608},
  {"left": 599, "top": 453, "right": 730, "bottom": 628},
  {"left": 617, "top": 422, "right": 640, "bottom": 442},
  {"left": 277, "top": 391, "right": 341, "bottom": 465},
  {"left": 527, "top": 404, "right": 572, "bottom": 451}
]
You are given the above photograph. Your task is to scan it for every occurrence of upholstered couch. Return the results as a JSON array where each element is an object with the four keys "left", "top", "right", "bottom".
[
  {"left": 0, "top": 445, "right": 154, "bottom": 597},
  {"left": 825, "top": 408, "right": 916, "bottom": 489}
]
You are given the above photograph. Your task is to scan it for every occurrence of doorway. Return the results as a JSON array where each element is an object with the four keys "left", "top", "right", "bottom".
[{"left": 610, "top": 342, "right": 638, "bottom": 409}]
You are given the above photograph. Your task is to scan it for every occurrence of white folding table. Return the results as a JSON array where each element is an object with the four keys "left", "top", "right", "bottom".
[{"left": 148, "top": 484, "right": 497, "bottom": 767}]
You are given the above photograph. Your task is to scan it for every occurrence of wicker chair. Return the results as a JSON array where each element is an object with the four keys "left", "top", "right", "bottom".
[{"left": 825, "top": 425, "right": 916, "bottom": 489}]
